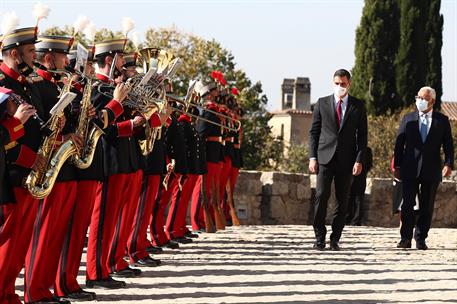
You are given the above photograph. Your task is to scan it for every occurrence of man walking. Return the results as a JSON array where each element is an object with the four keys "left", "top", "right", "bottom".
[
  {"left": 393, "top": 86, "right": 453, "bottom": 250},
  {"left": 308, "top": 69, "right": 368, "bottom": 251}
]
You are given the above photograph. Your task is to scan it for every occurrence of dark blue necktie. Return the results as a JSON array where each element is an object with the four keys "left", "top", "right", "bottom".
[{"left": 420, "top": 115, "right": 428, "bottom": 142}]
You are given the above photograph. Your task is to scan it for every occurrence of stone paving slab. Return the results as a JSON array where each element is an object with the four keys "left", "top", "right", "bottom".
[{"left": 17, "top": 225, "right": 457, "bottom": 303}]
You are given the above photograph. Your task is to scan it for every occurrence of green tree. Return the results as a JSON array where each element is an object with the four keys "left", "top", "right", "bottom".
[
  {"left": 424, "top": 0, "right": 443, "bottom": 109},
  {"left": 395, "top": 0, "right": 427, "bottom": 108},
  {"left": 351, "top": 0, "right": 400, "bottom": 115}
]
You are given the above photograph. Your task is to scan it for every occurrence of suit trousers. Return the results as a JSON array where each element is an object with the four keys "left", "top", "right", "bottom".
[
  {"left": 313, "top": 157, "right": 353, "bottom": 243},
  {"left": 346, "top": 171, "right": 367, "bottom": 226},
  {"left": 400, "top": 178, "right": 439, "bottom": 242}
]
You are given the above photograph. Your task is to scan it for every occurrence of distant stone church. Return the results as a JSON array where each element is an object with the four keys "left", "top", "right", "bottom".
[{"left": 268, "top": 77, "right": 313, "bottom": 147}]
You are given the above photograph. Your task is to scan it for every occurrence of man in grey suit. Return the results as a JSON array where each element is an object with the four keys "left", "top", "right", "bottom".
[{"left": 308, "top": 69, "right": 368, "bottom": 250}]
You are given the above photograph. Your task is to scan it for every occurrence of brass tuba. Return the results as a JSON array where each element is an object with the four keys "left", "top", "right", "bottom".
[
  {"left": 25, "top": 71, "right": 78, "bottom": 199},
  {"left": 134, "top": 47, "right": 182, "bottom": 155},
  {"left": 71, "top": 77, "right": 104, "bottom": 169}
]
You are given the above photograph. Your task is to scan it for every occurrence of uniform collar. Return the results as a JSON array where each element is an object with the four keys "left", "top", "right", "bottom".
[
  {"left": 36, "top": 68, "right": 58, "bottom": 85},
  {"left": 178, "top": 114, "right": 191, "bottom": 123},
  {"left": 96, "top": 72, "right": 111, "bottom": 84},
  {"left": 0, "top": 63, "right": 27, "bottom": 84}
]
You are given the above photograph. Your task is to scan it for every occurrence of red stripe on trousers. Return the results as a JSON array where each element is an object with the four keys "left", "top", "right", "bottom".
[
  {"left": 24, "top": 181, "right": 77, "bottom": 303},
  {"left": 219, "top": 157, "right": 233, "bottom": 220},
  {"left": 108, "top": 170, "right": 143, "bottom": 272},
  {"left": 149, "top": 175, "right": 181, "bottom": 246},
  {"left": 0, "top": 188, "right": 39, "bottom": 304},
  {"left": 86, "top": 173, "right": 131, "bottom": 280},
  {"left": 205, "top": 162, "right": 223, "bottom": 222},
  {"left": 166, "top": 174, "right": 198, "bottom": 239},
  {"left": 55, "top": 180, "right": 100, "bottom": 296},
  {"left": 190, "top": 175, "right": 205, "bottom": 231},
  {"left": 127, "top": 174, "right": 160, "bottom": 263}
]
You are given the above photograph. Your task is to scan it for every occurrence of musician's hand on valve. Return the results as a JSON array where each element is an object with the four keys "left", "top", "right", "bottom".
[
  {"left": 63, "top": 133, "right": 83, "bottom": 153},
  {"left": 132, "top": 115, "right": 146, "bottom": 127},
  {"left": 58, "top": 115, "right": 66, "bottom": 130},
  {"left": 113, "top": 83, "right": 130, "bottom": 104},
  {"left": 13, "top": 103, "right": 37, "bottom": 124},
  {"left": 87, "top": 105, "right": 96, "bottom": 119}
]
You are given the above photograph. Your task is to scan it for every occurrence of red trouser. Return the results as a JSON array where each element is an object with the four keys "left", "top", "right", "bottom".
[
  {"left": 230, "top": 167, "right": 240, "bottom": 190},
  {"left": 165, "top": 174, "right": 198, "bottom": 239},
  {"left": 190, "top": 175, "right": 205, "bottom": 231},
  {"left": 55, "top": 180, "right": 100, "bottom": 297},
  {"left": 127, "top": 174, "right": 160, "bottom": 263},
  {"left": 86, "top": 173, "right": 133, "bottom": 280},
  {"left": 108, "top": 170, "right": 143, "bottom": 272},
  {"left": 150, "top": 175, "right": 181, "bottom": 246},
  {"left": 0, "top": 188, "right": 39, "bottom": 304},
  {"left": 219, "top": 157, "right": 233, "bottom": 220},
  {"left": 24, "top": 181, "right": 77, "bottom": 303},
  {"left": 206, "top": 162, "right": 223, "bottom": 222}
]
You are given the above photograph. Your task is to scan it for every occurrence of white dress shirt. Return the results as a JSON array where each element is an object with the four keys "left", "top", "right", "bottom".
[
  {"left": 334, "top": 94, "right": 349, "bottom": 118},
  {"left": 419, "top": 109, "right": 433, "bottom": 135}
]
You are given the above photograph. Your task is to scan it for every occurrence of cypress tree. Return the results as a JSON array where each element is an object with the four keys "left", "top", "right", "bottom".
[
  {"left": 395, "top": 0, "right": 428, "bottom": 108},
  {"left": 424, "top": 0, "right": 443, "bottom": 109},
  {"left": 351, "top": 0, "right": 400, "bottom": 115}
]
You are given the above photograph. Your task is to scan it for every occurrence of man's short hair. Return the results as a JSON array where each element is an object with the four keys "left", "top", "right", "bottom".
[
  {"left": 419, "top": 86, "right": 436, "bottom": 100},
  {"left": 334, "top": 69, "right": 351, "bottom": 80},
  {"left": 96, "top": 55, "right": 108, "bottom": 68}
]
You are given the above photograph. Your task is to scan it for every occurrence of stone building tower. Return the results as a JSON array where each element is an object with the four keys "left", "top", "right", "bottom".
[{"left": 269, "top": 77, "right": 313, "bottom": 148}]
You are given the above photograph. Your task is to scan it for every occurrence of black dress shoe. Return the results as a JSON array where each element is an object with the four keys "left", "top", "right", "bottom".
[
  {"left": 27, "top": 296, "right": 70, "bottom": 304},
  {"left": 111, "top": 266, "right": 142, "bottom": 278},
  {"left": 86, "top": 276, "right": 126, "bottom": 289},
  {"left": 160, "top": 240, "right": 180, "bottom": 249},
  {"left": 184, "top": 231, "right": 199, "bottom": 238},
  {"left": 174, "top": 236, "right": 193, "bottom": 244},
  {"left": 416, "top": 241, "right": 428, "bottom": 250},
  {"left": 397, "top": 239, "right": 412, "bottom": 248},
  {"left": 329, "top": 242, "right": 340, "bottom": 251},
  {"left": 192, "top": 228, "right": 205, "bottom": 234},
  {"left": 146, "top": 246, "right": 163, "bottom": 254},
  {"left": 313, "top": 242, "right": 325, "bottom": 250},
  {"left": 60, "top": 289, "right": 96, "bottom": 301},
  {"left": 131, "top": 256, "right": 161, "bottom": 267}
]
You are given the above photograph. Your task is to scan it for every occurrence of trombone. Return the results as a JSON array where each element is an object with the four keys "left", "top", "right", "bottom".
[{"left": 165, "top": 93, "right": 241, "bottom": 132}]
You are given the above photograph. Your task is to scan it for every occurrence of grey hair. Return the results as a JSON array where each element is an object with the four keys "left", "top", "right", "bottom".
[{"left": 419, "top": 86, "right": 436, "bottom": 100}]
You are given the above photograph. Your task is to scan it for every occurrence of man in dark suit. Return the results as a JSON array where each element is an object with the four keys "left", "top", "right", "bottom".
[
  {"left": 393, "top": 86, "right": 454, "bottom": 250},
  {"left": 308, "top": 69, "right": 367, "bottom": 251}
]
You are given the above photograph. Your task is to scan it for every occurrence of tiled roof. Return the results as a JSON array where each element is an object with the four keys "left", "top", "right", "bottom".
[{"left": 441, "top": 101, "right": 457, "bottom": 121}]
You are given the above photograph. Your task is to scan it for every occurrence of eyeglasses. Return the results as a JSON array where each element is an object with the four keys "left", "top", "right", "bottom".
[{"left": 415, "top": 96, "right": 430, "bottom": 102}]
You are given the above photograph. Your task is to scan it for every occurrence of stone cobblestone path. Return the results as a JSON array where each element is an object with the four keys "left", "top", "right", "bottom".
[{"left": 17, "top": 225, "right": 457, "bottom": 303}]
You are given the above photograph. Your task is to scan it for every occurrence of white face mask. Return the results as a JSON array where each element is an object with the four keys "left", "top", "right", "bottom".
[
  {"left": 415, "top": 98, "right": 429, "bottom": 112},
  {"left": 334, "top": 85, "right": 347, "bottom": 98}
]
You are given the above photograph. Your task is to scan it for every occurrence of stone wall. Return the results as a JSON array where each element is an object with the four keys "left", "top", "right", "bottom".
[{"left": 233, "top": 170, "right": 457, "bottom": 228}]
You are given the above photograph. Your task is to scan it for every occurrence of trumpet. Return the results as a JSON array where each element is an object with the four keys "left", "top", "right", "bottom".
[{"left": 165, "top": 93, "right": 241, "bottom": 132}]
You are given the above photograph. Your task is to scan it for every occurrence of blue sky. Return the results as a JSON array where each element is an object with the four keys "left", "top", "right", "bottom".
[{"left": 1, "top": 0, "right": 456, "bottom": 109}]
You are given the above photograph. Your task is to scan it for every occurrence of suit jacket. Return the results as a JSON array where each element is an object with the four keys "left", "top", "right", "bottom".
[
  {"left": 308, "top": 94, "right": 368, "bottom": 172},
  {"left": 394, "top": 110, "right": 454, "bottom": 182}
]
